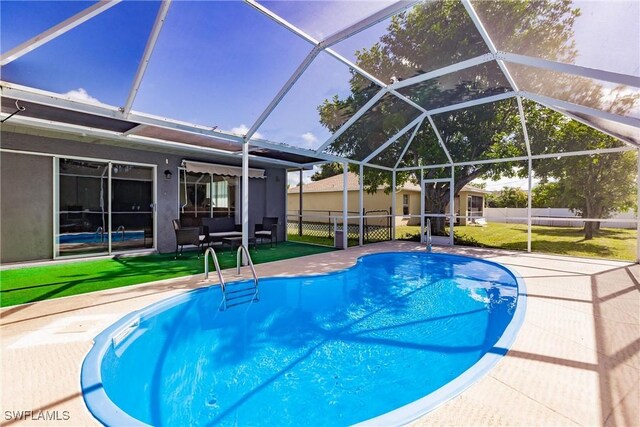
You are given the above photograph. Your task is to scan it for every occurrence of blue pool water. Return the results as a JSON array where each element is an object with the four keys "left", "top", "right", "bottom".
[
  {"left": 82, "top": 252, "right": 525, "bottom": 426},
  {"left": 59, "top": 231, "right": 144, "bottom": 244}
]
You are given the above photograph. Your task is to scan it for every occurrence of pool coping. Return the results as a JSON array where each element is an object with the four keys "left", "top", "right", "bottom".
[{"left": 80, "top": 251, "right": 527, "bottom": 426}]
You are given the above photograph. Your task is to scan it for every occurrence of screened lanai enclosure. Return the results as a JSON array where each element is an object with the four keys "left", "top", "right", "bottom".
[{"left": 1, "top": 0, "right": 639, "bottom": 262}]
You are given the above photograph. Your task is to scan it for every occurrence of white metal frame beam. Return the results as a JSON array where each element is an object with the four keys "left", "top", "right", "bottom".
[
  {"left": 342, "top": 163, "right": 349, "bottom": 249},
  {"left": 247, "top": 137, "right": 352, "bottom": 164},
  {"left": 541, "top": 105, "right": 640, "bottom": 149},
  {"left": 2, "top": 81, "right": 125, "bottom": 119},
  {"left": 499, "top": 52, "right": 640, "bottom": 88},
  {"left": 393, "top": 145, "right": 635, "bottom": 172},
  {"left": 426, "top": 115, "right": 454, "bottom": 164},
  {"left": 0, "top": 113, "right": 304, "bottom": 169},
  {"left": 394, "top": 117, "right": 424, "bottom": 169},
  {"left": 362, "top": 113, "right": 426, "bottom": 163},
  {"left": 122, "top": 0, "right": 172, "bottom": 116},
  {"left": 359, "top": 163, "right": 364, "bottom": 246},
  {"left": 0, "top": 0, "right": 122, "bottom": 66},
  {"left": 246, "top": 47, "right": 322, "bottom": 140},
  {"left": 461, "top": 0, "right": 519, "bottom": 92},
  {"left": 521, "top": 91, "right": 640, "bottom": 128},
  {"left": 244, "top": 0, "right": 318, "bottom": 45},
  {"left": 389, "top": 53, "right": 496, "bottom": 90},
  {"left": 320, "top": 1, "right": 421, "bottom": 49},
  {"left": 428, "top": 91, "right": 516, "bottom": 116},
  {"left": 315, "top": 88, "right": 388, "bottom": 153}
]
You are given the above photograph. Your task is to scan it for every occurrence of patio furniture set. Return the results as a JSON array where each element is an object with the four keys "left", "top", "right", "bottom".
[{"left": 172, "top": 217, "right": 278, "bottom": 258}]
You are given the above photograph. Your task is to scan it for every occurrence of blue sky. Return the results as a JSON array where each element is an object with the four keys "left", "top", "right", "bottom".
[{"left": 1, "top": 0, "right": 638, "bottom": 160}]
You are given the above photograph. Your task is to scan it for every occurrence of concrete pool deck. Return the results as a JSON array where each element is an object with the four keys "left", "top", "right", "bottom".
[{"left": 1, "top": 241, "right": 638, "bottom": 426}]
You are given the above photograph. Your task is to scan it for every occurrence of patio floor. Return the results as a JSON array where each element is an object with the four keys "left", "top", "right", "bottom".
[{"left": 1, "top": 241, "right": 638, "bottom": 426}]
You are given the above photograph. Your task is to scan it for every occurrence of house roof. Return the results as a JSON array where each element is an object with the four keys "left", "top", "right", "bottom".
[{"left": 288, "top": 173, "right": 487, "bottom": 194}]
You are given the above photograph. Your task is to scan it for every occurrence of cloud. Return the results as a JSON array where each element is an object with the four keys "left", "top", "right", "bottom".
[
  {"left": 229, "top": 124, "right": 263, "bottom": 139},
  {"left": 300, "top": 132, "right": 319, "bottom": 148},
  {"left": 62, "top": 88, "right": 100, "bottom": 104}
]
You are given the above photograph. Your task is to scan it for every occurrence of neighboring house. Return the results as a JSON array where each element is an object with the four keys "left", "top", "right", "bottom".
[{"left": 287, "top": 173, "right": 487, "bottom": 226}]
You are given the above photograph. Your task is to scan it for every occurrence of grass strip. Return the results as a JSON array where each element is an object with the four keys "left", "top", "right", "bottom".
[{"left": 0, "top": 241, "right": 335, "bottom": 307}]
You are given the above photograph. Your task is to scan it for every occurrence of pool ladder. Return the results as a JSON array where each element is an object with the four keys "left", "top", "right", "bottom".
[{"left": 204, "top": 246, "right": 259, "bottom": 310}]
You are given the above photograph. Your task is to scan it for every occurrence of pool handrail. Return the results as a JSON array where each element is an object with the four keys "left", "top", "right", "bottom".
[
  {"left": 204, "top": 247, "right": 226, "bottom": 309},
  {"left": 236, "top": 244, "right": 259, "bottom": 290}
]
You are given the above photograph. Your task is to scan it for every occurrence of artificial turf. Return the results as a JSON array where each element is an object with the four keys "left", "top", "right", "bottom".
[{"left": 0, "top": 241, "right": 336, "bottom": 307}]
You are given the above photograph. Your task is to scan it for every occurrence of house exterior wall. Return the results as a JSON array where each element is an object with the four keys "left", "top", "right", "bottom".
[
  {"left": 287, "top": 189, "right": 422, "bottom": 226},
  {"left": 0, "top": 129, "right": 286, "bottom": 263},
  {"left": 1, "top": 152, "right": 54, "bottom": 263},
  {"left": 287, "top": 188, "right": 484, "bottom": 228}
]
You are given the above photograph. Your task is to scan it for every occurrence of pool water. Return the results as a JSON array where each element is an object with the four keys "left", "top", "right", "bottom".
[
  {"left": 82, "top": 252, "right": 525, "bottom": 426},
  {"left": 59, "top": 231, "right": 144, "bottom": 244}
]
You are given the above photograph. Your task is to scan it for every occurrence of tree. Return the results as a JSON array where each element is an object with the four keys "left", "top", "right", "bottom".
[
  {"left": 486, "top": 187, "right": 528, "bottom": 208},
  {"left": 310, "top": 163, "right": 343, "bottom": 181},
  {"left": 531, "top": 181, "right": 565, "bottom": 208},
  {"left": 317, "top": 0, "right": 580, "bottom": 234},
  {"left": 525, "top": 102, "right": 637, "bottom": 239}
]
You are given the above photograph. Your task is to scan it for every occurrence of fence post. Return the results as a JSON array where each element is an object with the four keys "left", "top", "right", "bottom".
[
  {"left": 299, "top": 169, "right": 303, "bottom": 236},
  {"left": 328, "top": 210, "right": 332, "bottom": 238},
  {"left": 363, "top": 208, "right": 367, "bottom": 243}
]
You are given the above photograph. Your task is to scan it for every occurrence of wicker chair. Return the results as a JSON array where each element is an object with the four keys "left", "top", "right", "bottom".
[
  {"left": 254, "top": 217, "right": 278, "bottom": 247},
  {"left": 172, "top": 219, "right": 201, "bottom": 259}
]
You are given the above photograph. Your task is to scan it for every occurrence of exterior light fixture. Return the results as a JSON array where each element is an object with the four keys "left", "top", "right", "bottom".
[{"left": 164, "top": 169, "right": 173, "bottom": 180}]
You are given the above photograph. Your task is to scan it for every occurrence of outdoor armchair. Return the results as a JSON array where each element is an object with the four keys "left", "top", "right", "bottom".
[{"left": 255, "top": 217, "right": 278, "bottom": 247}]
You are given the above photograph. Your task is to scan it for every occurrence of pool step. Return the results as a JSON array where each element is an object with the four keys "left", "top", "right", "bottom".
[
  {"left": 225, "top": 295, "right": 258, "bottom": 309},
  {"left": 204, "top": 245, "right": 259, "bottom": 311},
  {"left": 225, "top": 286, "right": 259, "bottom": 308}
]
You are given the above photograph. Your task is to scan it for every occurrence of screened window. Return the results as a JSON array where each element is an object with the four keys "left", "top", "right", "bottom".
[
  {"left": 467, "top": 195, "right": 483, "bottom": 218},
  {"left": 180, "top": 171, "right": 237, "bottom": 224}
]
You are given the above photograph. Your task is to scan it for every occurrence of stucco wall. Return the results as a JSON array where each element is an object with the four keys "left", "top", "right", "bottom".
[
  {"left": 287, "top": 189, "right": 417, "bottom": 225},
  {"left": 0, "top": 152, "right": 54, "bottom": 263},
  {"left": 287, "top": 188, "right": 486, "bottom": 227},
  {"left": 0, "top": 130, "right": 286, "bottom": 262}
]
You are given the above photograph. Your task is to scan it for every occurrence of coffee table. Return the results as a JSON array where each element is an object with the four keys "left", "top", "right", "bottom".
[{"left": 222, "top": 236, "right": 256, "bottom": 252}]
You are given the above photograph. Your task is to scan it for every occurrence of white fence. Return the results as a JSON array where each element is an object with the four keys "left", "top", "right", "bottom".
[{"left": 482, "top": 208, "right": 637, "bottom": 228}]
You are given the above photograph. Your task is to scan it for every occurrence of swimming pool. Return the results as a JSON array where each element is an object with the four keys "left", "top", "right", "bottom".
[
  {"left": 59, "top": 231, "right": 144, "bottom": 244},
  {"left": 82, "top": 252, "right": 526, "bottom": 426}
]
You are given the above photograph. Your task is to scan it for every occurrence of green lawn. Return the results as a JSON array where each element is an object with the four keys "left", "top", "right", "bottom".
[
  {"left": 0, "top": 241, "right": 336, "bottom": 307},
  {"left": 397, "top": 223, "right": 636, "bottom": 262},
  {"left": 287, "top": 234, "right": 359, "bottom": 247}
]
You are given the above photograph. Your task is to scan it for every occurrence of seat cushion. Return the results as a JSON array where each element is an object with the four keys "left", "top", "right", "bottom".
[
  {"left": 255, "top": 230, "right": 272, "bottom": 237},
  {"left": 209, "top": 231, "right": 242, "bottom": 238}
]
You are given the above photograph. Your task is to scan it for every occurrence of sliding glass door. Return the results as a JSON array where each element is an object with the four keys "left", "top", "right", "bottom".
[
  {"left": 110, "top": 164, "right": 154, "bottom": 252},
  {"left": 58, "top": 159, "right": 110, "bottom": 256},
  {"left": 56, "top": 157, "right": 155, "bottom": 258}
]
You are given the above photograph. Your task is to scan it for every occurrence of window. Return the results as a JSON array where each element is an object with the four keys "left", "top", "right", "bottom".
[
  {"left": 179, "top": 171, "right": 237, "bottom": 224},
  {"left": 403, "top": 194, "right": 410, "bottom": 215}
]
